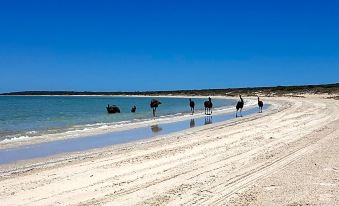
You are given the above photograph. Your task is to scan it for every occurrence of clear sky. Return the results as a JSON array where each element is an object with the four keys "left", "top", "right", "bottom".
[{"left": 0, "top": 0, "right": 338, "bottom": 92}]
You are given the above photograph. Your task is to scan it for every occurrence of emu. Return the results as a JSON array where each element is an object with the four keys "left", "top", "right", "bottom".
[
  {"left": 204, "top": 97, "right": 213, "bottom": 115},
  {"left": 236, "top": 95, "right": 244, "bottom": 117},
  {"left": 258, "top": 97, "right": 263, "bottom": 113},
  {"left": 106, "top": 104, "right": 120, "bottom": 114},
  {"left": 150, "top": 99, "right": 161, "bottom": 117},
  {"left": 189, "top": 98, "right": 195, "bottom": 114}
]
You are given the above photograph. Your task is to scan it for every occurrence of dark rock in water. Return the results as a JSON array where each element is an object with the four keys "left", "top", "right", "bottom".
[{"left": 106, "top": 105, "right": 120, "bottom": 113}]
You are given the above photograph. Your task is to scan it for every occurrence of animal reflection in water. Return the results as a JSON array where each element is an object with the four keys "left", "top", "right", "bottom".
[
  {"left": 190, "top": 119, "right": 195, "bottom": 128},
  {"left": 150, "top": 125, "right": 163, "bottom": 134},
  {"left": 204, "top": 116, "right": 213, "bottom": 125}
]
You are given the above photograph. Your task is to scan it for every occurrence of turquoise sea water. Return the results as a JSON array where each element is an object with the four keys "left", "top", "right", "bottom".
[{"left": 0, "top": 96, "right": 237, "bottom": 141}]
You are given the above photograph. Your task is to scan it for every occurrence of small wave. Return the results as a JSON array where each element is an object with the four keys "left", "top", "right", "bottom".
[
  {"left": 2, "top": 135, "right": 31, "bottom": 143},
  {"left": 26, "top": 130, "right": 38, "bottom": 135}
]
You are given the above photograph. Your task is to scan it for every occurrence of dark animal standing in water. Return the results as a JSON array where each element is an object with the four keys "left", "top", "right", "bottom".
[
  {"left": 189, "top": 98, "right": 195, "bottom": 114},
  {"left": 236, "top": 95, "right": 244, "bottom": 117},
  {"left": 258, "top": 97, "right": 264, "bottom": 113},
  {"left": 150, "top": 99, "right": 162, "bottom": 117},
  {"left": 106, "top": 104, "right": 120, "bottom": 114},
  {"left": 131, "top": 105, "right": 137, "bottom": 113},
  {"left": 204, "top": 97, "right": 213, "bottom": 115}
]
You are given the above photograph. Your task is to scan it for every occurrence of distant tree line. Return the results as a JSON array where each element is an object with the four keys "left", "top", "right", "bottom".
[{"left": 1, "top": 83, "right": 338, "bottom": 97}]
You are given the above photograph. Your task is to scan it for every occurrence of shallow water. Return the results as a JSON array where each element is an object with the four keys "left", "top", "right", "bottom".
[
  {"left": 0, "top": 105, "right": 268, "bottom": 164},
  {"left": 0, "top": 96, "right": 237, "bottom": 141}
]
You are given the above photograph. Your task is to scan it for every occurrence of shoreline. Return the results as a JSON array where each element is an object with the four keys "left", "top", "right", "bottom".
[
  {"left": 0, "top": 103, "right": 274, "bottom": 165},
  {"left": 0, "top": 98, "right": 285, "bottom": 169},
  {"left": 0, "top": 96, "right": 256, "bottom": 150},
  {"left": 0, "top": 96, "right": 338, "bottom": 205}
]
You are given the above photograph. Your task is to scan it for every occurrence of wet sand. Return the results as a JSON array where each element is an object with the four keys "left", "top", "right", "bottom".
[
  {"left": 0, "top": 96, "right": 338, "bottom": 205},
  {"left": 0, "top": 105, "right": 264, "bottom": 164}
]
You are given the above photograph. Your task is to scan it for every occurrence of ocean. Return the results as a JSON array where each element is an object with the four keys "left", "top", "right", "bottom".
[{"left": 0, "top": 96, "right": 238, "bottom": 142}]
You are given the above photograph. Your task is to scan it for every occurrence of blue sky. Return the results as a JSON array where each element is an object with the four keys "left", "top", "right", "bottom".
[{"left": 0, "top": 0, "right": 338, "bottom": 92}]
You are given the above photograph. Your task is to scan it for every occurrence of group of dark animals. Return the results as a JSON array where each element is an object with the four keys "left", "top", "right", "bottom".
[
  {"left": 106, "top": 99, "right": 161, "bottom": 117},
  {"left": 107, "top": 96, "right": 264, "bottom": 117},
  {"left": 191, "top": 95, "right": 264, "bottom": 117},
  {"left": 106, "top": 104, "right": 136, "bottom": 113},
  {"left": 189, "top": 97, "right": 213, "bottom": 115}
]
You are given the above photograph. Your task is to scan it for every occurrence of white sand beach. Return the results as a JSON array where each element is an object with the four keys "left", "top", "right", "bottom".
[{"left": 0, "top": 96, "right": 338, "bottom": 205}]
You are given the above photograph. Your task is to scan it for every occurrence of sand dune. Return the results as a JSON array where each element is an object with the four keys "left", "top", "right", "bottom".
[{"left": 0, "top": 96, "right": 338, "bottom": 205}]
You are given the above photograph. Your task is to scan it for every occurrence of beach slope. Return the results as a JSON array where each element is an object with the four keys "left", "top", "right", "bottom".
[{"left": 0, "top": 96, "right": 338, "bottom": 205}]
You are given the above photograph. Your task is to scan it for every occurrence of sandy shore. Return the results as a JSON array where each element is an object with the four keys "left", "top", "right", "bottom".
[
  {"left": 0, "top": 96, "right": 338, "bottom": 205},
  {"left": 0, "top": 96, "right": 256, "bottom": 150}
]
